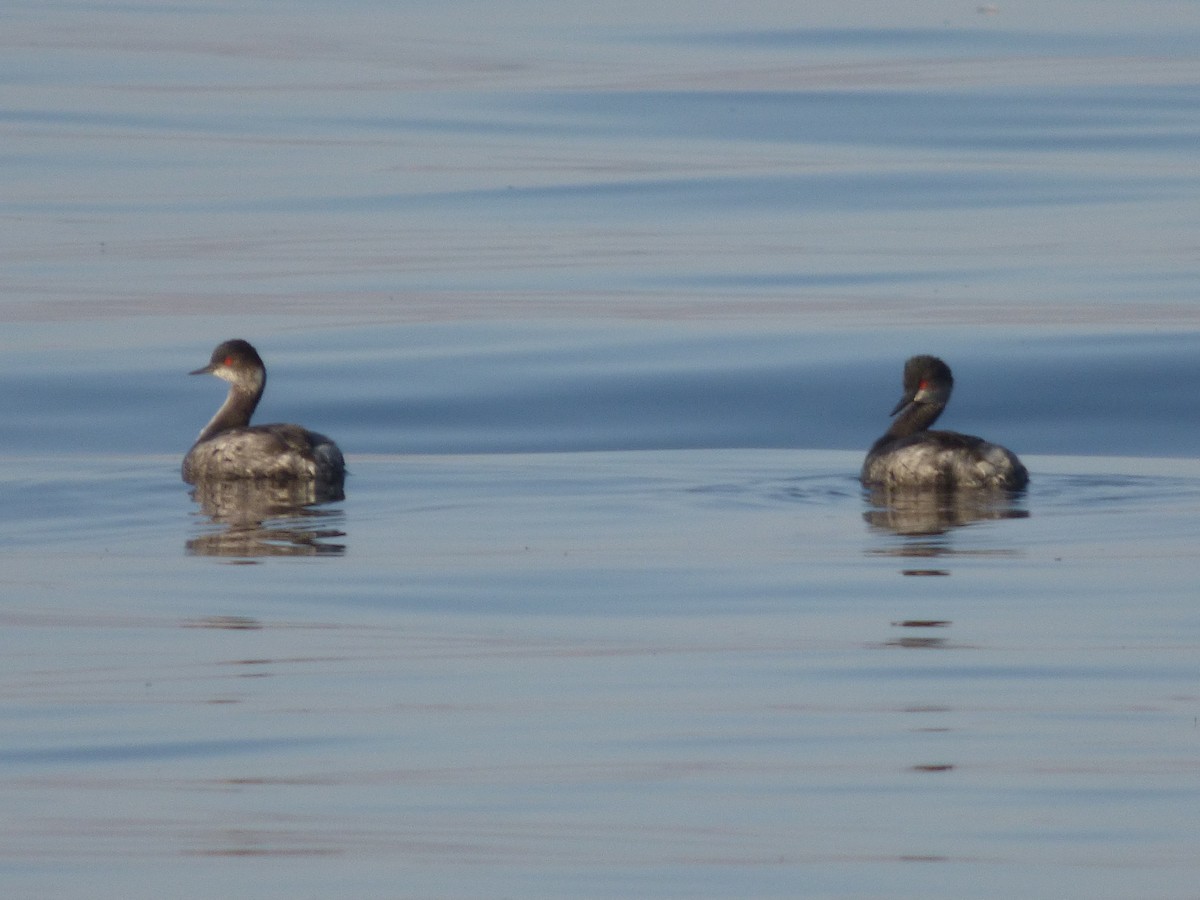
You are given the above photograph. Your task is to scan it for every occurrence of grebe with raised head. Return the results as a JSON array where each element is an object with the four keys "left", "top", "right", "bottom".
[
  {"left": 182, "top": 339, "right": 345, "bottom": 486},
  {"left": 861, "top": 355, "right": 1027, "bottom": 490}
]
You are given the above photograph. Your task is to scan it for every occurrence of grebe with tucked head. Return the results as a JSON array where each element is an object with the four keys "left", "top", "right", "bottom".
[
  {"left": 861, "top": 355, "right": 1027, "bottom": 490},
  {"left": 182, "top": 339, "right": 345, "bottom": 486}
]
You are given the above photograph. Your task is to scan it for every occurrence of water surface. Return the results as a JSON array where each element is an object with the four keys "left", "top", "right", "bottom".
[{"left": 2, "top": 2, "right": 1200, "bottom": 897}]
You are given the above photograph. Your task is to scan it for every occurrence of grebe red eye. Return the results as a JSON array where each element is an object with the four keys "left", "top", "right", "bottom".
[
  {"left": 918, "top": 379, "right": 928, "bottom": 390},
  {"left": 223, "top": 356, "right": 233, "bottom": 366}
]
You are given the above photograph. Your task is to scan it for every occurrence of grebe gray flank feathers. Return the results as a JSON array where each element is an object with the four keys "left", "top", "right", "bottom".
[
  {"left": 861, "top": 355, "right": 1027, "bottom": 490},
  {"left": 182, "top": 339, "right": 345, "bottom": 486}
]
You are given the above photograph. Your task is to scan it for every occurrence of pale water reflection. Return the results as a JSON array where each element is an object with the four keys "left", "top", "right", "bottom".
[
  {"left": 863, "top": 485, "right": 1030, "bottom": 536},
  {"left": 186, "top": 479, "right": 346, "bottom": 559}
]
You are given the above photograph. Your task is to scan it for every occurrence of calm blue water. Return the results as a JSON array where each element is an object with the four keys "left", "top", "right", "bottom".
[{"left": 2, "top": 2, "right": 1200, "bottom": 898}]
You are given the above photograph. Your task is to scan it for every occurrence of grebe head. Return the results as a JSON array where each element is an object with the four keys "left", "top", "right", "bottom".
[
  {"left": 191, "top": 339, "right": 266, "bottom": 396},
  {"left": 891, "top": 354, "right": 953, "bottom": 421}
]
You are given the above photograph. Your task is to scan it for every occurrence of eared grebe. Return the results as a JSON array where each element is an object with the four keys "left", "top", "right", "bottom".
[
  {"left": 861, "top": 355, "right": 1027, "bottom": 490},
  {"left": 182, "top": 339, "right": 346, "bottom": 486}
]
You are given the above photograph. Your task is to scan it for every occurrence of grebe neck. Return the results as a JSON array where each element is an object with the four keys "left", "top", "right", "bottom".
[
  {"left": 884, "top": 399, "right": 945, "bottom": 440},
  {"left": 196, "top": 376, "right": 264, "bottom": 443}
]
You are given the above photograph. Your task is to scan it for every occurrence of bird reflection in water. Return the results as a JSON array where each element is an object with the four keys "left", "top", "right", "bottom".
[
  {"left": 863, "top": 484, "right": 1028, "bottom": 537},
  {"left": 186, "top": 479, "right": 346, "bottom": 558}
]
